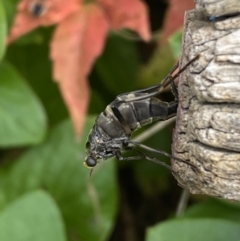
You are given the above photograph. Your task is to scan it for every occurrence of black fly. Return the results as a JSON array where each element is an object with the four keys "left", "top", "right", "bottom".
[{"left": 85, "top": 56, "right": 198, "bottom": 172}]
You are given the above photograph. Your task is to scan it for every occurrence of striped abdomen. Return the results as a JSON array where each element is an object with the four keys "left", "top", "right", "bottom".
[{"left": 95, "top": 94, "right": 178, "bottom": 138}]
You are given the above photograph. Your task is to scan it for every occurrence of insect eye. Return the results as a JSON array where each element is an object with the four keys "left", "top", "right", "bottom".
[{"left": 85, "top": 156, "right": 97, "bottom": 167}]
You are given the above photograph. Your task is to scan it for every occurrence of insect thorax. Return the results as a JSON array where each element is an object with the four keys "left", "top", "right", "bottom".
[{"left": 86, "top": 123, "right": 129, "bottom": 160}]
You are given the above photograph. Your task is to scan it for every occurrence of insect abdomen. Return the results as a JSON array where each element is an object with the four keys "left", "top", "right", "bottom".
[
  {"left": 95, "top": 95, "right": 177, "bottom": 139},
  {"left": 117, "top": 97, "right": 178, "bottom": 131}
]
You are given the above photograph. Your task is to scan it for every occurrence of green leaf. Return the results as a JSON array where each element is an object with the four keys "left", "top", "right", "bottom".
[
  {"left": 95, "top": 34, "right": 140, "bottom": 95},
  {"left": 0, "top": 190, "right": 66, "bottom": 241},
  {"left": 168, "top": 30, "right": 182, "bottom": 59},
  {"left": 147, "top": 218, "right": 240, "bottom": 241},
  {"left": 0, "top": 0, "right": 7, "bottom": 60},
  {"left": 2, "top": 0, "right": 18, "bottom": 27},
  {"left": 0, "top": 62, "right": 47, "bottom": 147},
  {"left": 6, "top": 37, "right": 68, "bottom": 125},
  {"left": 184, "top": 198, "right": 240, "bottom": 222},
  {"left": 138, "top": 45, "right": 175, "bottom": 88},
  {"left": 0, "top": 118, "right": 118, "bottom": 241}
]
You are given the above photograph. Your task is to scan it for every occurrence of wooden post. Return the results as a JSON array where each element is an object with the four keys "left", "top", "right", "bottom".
[{"left": 172, "top": 0, "right": 240, "bottom": 200}]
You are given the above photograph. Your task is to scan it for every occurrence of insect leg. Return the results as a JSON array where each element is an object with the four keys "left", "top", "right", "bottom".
[
  {"left": 116, "top": 151, "right": 145, "bottom": 161},
  {"left": 163, "top": 55, "right": 200, "bottom": 100},
  {"left": 170, "top": 76, "right": 178, "bottom": 100},
  {"left": 168, "top": 54, "right": 200, "bottom": 84},
  {"left": 120, "top": 55, "right": 200, "bottom": 103},
  {"left": 128, "top": 140, "right": 197, "bottom": 171},
  {"left": 116, "top": 150, "right": 171, "bottom": 170}
]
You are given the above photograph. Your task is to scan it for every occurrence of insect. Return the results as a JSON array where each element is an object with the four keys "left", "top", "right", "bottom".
[
  {"left": 85, "top": 56, "right": 199, "bottom": 172},
  {"left": 28, "top": 0, "right": 48, "bottom": 17}
]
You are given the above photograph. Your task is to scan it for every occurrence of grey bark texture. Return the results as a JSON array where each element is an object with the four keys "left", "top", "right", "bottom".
[{"left": 172, "top": 0, "right": 240, "bottom": 200}]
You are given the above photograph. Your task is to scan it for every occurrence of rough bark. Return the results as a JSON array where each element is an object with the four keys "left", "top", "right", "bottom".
[{"left": 172, "top": 0, "right": 240, "bottom": 200}]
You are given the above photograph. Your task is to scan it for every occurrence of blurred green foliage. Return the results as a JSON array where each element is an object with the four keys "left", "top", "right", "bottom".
[
  {"left": 1, "top": 1, "right": 240, "bottom": 241},
  {"left": 0, "top": 62, "right": 47, "bottom": 146},
  {"left": 168, "top": 29, "right": 183, "bottom": 59},
  {"left": 147, "top": 218, "right": 240, "bottom": 241},
  {"left": 0, "top": 0, "right": 7, "bottom": 60}
]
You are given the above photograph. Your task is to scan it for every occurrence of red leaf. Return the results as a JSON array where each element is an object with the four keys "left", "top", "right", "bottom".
[
  {"left": 161, "top": 0, "right": 195, "bottom": 44},
  {"left": 51, "top": 4, "right": 109, "bottom": 135},
  {"left": 98, "top": 0, "right": 151, "bottom": 41},
  {"left": 8, "top": 0, "right": 80, "bottom": 43},
  {"left": 8, "top": 0, "right": 151, "bottom": 135}
]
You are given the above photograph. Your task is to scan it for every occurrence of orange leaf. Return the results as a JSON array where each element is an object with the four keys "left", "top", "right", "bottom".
[
  {"left": 98, "top": 0, "right": 151, "bottom": 41},
  {"left": 51, "top": 4, "right": 109, "bottom": 135},
  {"left": 160, "top": 0, "right": 195, "bottom": 44},
  {"left": 8, "top": 0, "right": 80, "bottom": 43}
]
